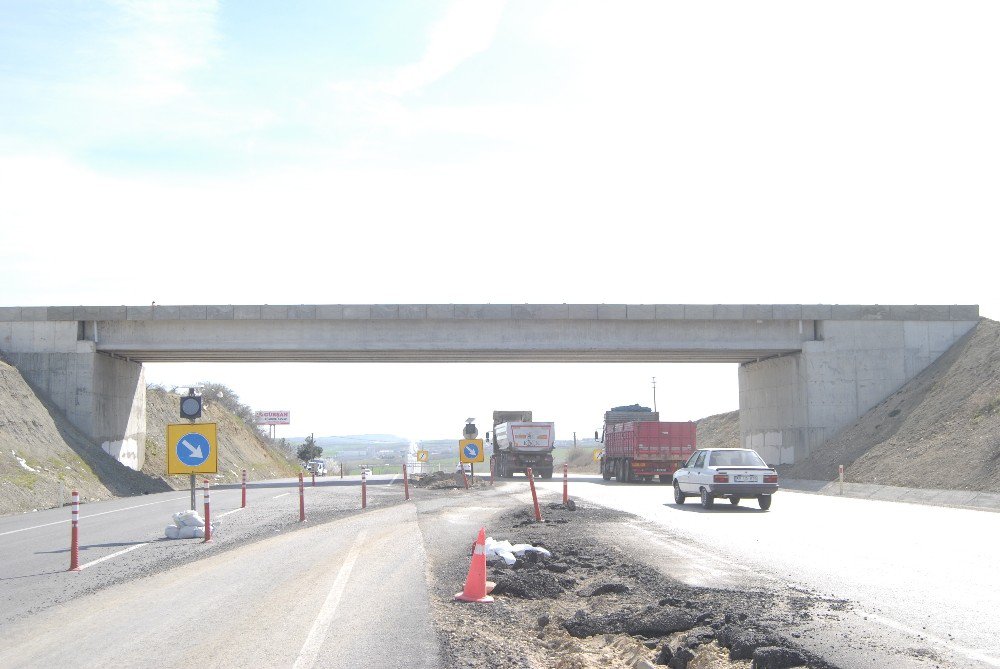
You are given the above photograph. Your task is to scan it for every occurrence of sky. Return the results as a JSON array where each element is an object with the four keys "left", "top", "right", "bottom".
[{"left": 1, "top": 1, "right": 998, "bottom": 440}]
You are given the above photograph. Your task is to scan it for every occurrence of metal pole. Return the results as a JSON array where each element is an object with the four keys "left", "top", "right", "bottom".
[
  {"left": 241, "top": 469, "right": 247, "bottom": 508},
  {"left": 839, "top": 464, "right": 844, "bottom": 495},
  {"left": 361, "top": 470, "right": 367, "bottom": 509},
  {"left": 190, "top": 473, "right": 195, "bottom": 511},
  {"left": 403, "top": 463, "right": 410, "bottom": 500},
  {"left": 563, "top": 463, "right": 569, "bottom": 505},
  {"left": 652, "top": 376, "right": 657, "bottom": 413}
]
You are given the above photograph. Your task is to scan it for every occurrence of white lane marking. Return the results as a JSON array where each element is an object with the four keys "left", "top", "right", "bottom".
[
  {"left": 217, "top": 508, "right": 244, "bottom": 518},
  {"left": 857, "top": 610, "right": 1000, "bottom": 667},
  {"left": 78, "top": 542, "right": 150, "bottom": 570},
  {"left": 293, "top": 529, "right": 369, "bottom": 669},
  {"left": 0, "top": 496, "right": 188, "bottom": 537},
  {"left": 273, "top": 493, "right": 291, "bottom": 499}
]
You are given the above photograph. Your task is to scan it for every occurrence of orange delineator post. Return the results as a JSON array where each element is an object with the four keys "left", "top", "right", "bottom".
[
  {"left": 454, "top": 527, "right": 494, "bottom": 603},
  {"left": 563, "top": 463, "right": 569, "bottom": 505},
  {"left": 298, "top": 473, "right": 305, "bottom": 521},
  {"left": 526, "top": 467, "right": 542, "bottom": 522},
  {"left": 241, "top": 469, "right": 247, "bottom": 508},
  {"left": 203, "top": 479, "right": 212, "bottom": 543},
  {"left": 68, "top": 490, "right": 80, "bottom": 571},
  {"left": 403, "top": 463, "right": 410, "bottom": 500},
  {"left": 362, "top": 471, "right": 367, "bottom": 509}
]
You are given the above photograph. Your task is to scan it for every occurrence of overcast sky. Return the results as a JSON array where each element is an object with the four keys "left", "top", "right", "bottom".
[{"left": 2, "top": 1, "right": 998, "bottom": 440}]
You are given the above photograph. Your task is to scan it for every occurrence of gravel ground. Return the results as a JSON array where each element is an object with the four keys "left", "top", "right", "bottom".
[{"left": 423, "top": 493, "right": 842, "bottom": 669}]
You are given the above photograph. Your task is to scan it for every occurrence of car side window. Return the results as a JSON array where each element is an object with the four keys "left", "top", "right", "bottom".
[
  {"left": 693, "top": 452, "right": 706, "bottom": 469},
  {"left": 683, "top": 452, "right": 700, "bottom": 468}
]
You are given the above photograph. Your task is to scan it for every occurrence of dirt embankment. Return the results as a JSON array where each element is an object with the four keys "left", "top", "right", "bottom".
[
  {"left": 0, "top": 359, "right": 169, "bottom": 515},
  {"left": 143, "top": 387, "right": 299, "bottom": 488},
  {"left": 695, "top": 411, "right": 740, "bottom": 450},
  {"left": 785, "top": 318, "right": 1000, "bottom": 492}
]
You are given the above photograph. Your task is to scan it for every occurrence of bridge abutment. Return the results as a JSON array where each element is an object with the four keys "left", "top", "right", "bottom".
[
  {"left": 738, "top": 319, "right": 978, "bottom": 464},
  {"left": 1, "top": 322, "right": 145, "bottom": 470}
]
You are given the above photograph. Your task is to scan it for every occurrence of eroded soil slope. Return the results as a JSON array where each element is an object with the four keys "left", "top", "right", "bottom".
[
  {"left": 0, "top": 359, "right": 168, "bottom": 515},
  {"left": 695, "top": 411, "right": 740, "bottom": 450},
  {"left": 785, "top": 318, "right": 1000, "bottom": 491}
]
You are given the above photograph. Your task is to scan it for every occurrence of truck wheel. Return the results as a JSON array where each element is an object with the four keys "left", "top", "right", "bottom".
[
  {"left": 541, "top": 468, "right": 553, "bottom": 480},
  {"left": 757, "top": 494, "right": 772, "bottom": 511},
  {"left": 601, "top": 460, "right": 611, "bottom": 481},
  {"left": 623, "top": 461, "right": 634, "bottom": 483},
  {"left": 659, "top": 475, "right": 671, "bottom": 484},
  {"left": 700, "top": 488, "right": 715, "bottom": 509},
  {"left": 673, "top": 482, "right": 685, "bottom": 505}
]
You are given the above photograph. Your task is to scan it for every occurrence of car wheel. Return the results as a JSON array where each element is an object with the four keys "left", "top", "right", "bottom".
[
  {"left": 757, "top": 494, "right": 772, "bottom": 511},
  {"left": 673, "top": 482, "right": 685, "bottom": 505},
  {"left": 729, "top": 497, "right": 741, "bottom": 506},
  {"left": 700, "top": 488, "right": 715, "bottom": 509}
]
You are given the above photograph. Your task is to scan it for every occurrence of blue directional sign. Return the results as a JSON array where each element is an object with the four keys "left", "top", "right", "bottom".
[
  {"left": 177, "top": 433, "right": 211, "bottom": 466},
  {"left": 459, "top": 439, "right": 484, "bottom": 464},
  {"left": 166, "top": 423, "right": 218, "bottom": 475}
]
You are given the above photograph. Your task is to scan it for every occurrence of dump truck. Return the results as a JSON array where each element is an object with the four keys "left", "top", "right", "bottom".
[
  {"left": 487, "top": 410, "right": 556, "bottom": 479},
  {"left": 598, "top": 405, "right": 696, "bottom": 483}
]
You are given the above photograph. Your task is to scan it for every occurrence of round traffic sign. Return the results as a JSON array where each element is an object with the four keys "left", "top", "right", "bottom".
[
  {"left": 463, "top": 442, "right": 480, "bottom": 459},
  {"left": 592, "top": 448, "right": 603, "bottom": 463},
  {"left": 416, "top": 450, "right": 429, "bottom": 462},
  {"left": 177, "top": 433, "right": 211, "bottom": 466}
]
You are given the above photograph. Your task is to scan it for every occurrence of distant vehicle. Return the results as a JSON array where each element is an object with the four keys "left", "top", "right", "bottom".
[
  {"left": 455, "top": 463, "right": 471, "bottom": 474},
  {"left": 672, "top": 448, "right": 778, "bottom": 510},
  {"left": 487, "top": 411, "right": 556, "bottom": 479},
  {"left": 306, "top": 459, "right": 327, "bottom": 476},
  {"left": 596, "top": 405, "right": 696, "bottom": 483}
]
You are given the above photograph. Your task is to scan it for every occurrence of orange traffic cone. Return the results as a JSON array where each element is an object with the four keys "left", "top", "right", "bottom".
[{"left": 455, "top": 527, "right": 495, "bottom": 603}]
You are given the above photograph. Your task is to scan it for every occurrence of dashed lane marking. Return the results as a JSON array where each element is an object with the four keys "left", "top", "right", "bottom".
[
  {"left": 858, "top": 610, "right": 1000, "bottom": 667},
  {"left": 273, "top": 493, "right": 291, "bottom": 499}
]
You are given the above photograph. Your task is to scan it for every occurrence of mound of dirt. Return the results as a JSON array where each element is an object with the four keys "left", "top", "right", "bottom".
[
  {"left": 143, "top": 387, "right": 299, "bottom": 488},
  {"left": 785, "top": 318, "right": 1000, "bottom": 492},
  {"left": 695, "top": 410, "right": 740, "bottom": 450},
  {"left": 0, "top": 358, "right": 169, "bottom": 515},
  {"left": 433, "top": 503, "right": 837, "bottom": 669},
  {"left": 410, "top": 471, "right": 488, "bottom": 489}
]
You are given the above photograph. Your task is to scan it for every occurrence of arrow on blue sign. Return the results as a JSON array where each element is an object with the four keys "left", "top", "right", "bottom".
[
  {"left": 177, "top": 433, "right": 210, "bottom": 466},
  {"left": 463, "top": 443, "right": 479, "bottom": 459}
]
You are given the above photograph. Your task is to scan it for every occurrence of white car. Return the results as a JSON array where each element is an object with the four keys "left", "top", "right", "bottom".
[{"left": 672, "top": 448, "right": 779, "bottom": 510}]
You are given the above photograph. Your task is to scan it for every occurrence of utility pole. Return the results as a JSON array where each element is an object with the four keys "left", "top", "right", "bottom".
[
  {"left": 652, "top": 376, "right": 657, "bottom": 413},
  {"left": 573, "top": 432, "right": 577, "bottom": 448}
]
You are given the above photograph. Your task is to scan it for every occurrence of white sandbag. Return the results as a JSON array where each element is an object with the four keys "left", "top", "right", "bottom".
[
  {"left": 165, "top": 525, "right": 180, "bottom": 539},
  {"left": 178, "top": 526, "right": 197, "bottom": 539},
  {"left": 484, "top": 537, "right": 517, "bottom": 565},
  {"left": 510, "top": 543, "right": 552, "bottom": 559},
  {"left": 172, "top": 510, "right": 206, "bottom": 528}
]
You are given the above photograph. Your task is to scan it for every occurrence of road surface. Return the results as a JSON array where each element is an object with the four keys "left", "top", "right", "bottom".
[{"left": 533, "top": 474, "right": 1000, "bottom": 669}]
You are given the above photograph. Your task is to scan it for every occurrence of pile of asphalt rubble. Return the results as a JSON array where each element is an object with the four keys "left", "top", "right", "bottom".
[
  {"left": 437, "top": 502, "right": 839, "bottom": 669},
  {"left": 410, "top": 471, "right": 488, "bottom": 490}
]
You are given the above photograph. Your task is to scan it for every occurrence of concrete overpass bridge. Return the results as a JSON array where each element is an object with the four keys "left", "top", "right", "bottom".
[{"left": 0, "top": 303, "right": 979, "bottom": 470}]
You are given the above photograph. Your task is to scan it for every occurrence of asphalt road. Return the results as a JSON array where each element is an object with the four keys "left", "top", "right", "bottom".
[{"left": 532, "top": 474, "right": 1000, "bottom": 669}]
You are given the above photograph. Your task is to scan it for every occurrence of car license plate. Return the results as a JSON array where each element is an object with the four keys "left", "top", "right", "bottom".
[{"left": 734, "top": 474, "right": 757, "bottom": 483}]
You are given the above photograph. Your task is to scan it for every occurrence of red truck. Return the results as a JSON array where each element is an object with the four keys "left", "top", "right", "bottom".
[{"left": 599, "top": 406, "right": 696, "bottom": 483}]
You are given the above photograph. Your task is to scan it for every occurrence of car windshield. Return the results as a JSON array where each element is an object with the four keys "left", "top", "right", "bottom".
[{"left": 708, "top": 450, "right": 767, "bottom": 467}]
